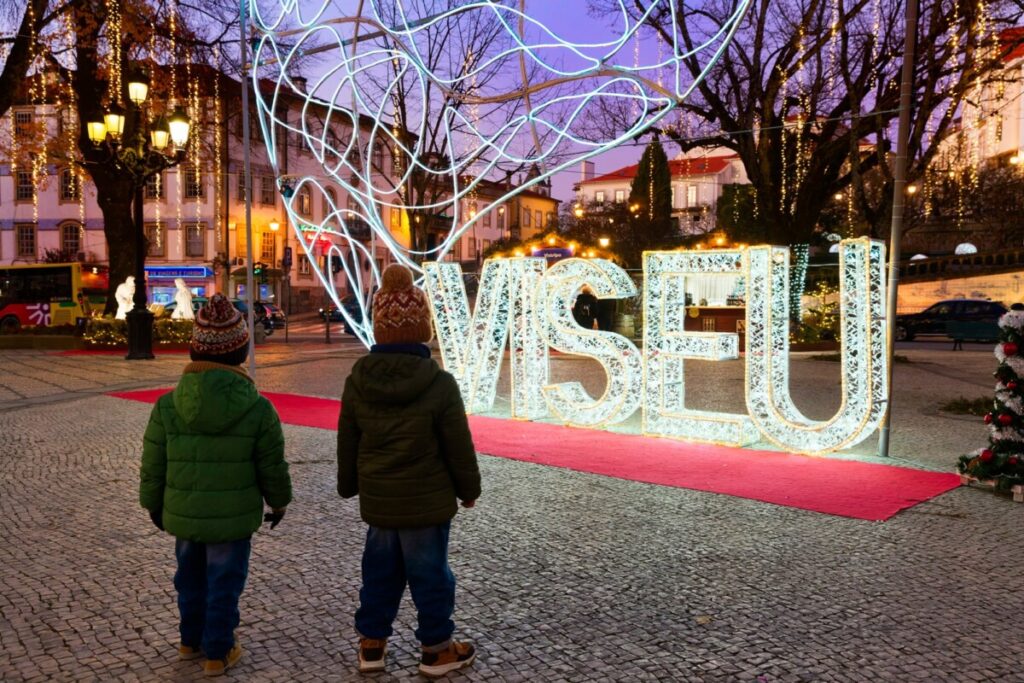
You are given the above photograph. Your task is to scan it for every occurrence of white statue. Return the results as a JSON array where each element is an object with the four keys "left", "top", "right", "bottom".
[
  {"left": 171, "top": 278, "right": 194, "bottom": 320},
  {"left": 114, "top": 276, "right": 135, "bottom": 320}
]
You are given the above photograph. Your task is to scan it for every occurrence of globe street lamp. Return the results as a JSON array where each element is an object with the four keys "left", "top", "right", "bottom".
[{"left": 86, "top": 67, "right": 190, "bottom": 360}]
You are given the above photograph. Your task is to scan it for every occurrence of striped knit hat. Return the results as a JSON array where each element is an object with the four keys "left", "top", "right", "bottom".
[
  {"left": 191, "top": 294, "right": 249, "bottom": 357},
  {"left": 372, "top": 264, "right": 433, "bottom": 345}
]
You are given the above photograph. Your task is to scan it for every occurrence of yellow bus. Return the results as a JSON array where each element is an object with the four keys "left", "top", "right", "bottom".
[{"left": 0, "top": 262, "right": 107, "bottom": 332}]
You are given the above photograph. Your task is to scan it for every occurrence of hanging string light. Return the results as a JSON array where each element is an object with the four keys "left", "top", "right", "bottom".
[
  {"left": 214, "top": 44, "right": 223, "bottom": 247},
  {"left": 105, "top": 0, "right": 123, "bottom": 104}
]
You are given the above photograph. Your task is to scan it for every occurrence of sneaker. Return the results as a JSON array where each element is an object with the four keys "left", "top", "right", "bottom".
[
  {"left": 358, "top": 637, "right": 388, "bottom": 673},
  {"left": 418, "top": 641, "right": 475, "bottom": 679},
  {"left": 178, "top": 644, "right": 203, "bottom": 661},
  {"left": 203, "top": 642, "right": 243, "bottom": 677}
]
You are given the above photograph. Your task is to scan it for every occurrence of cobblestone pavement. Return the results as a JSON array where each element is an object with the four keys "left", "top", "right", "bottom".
[{"left": 1, "top": 347, "right": 1022, "bottom": 682}]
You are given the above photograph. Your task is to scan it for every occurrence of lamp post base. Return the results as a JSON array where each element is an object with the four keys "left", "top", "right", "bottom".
[{"left": 126, "top": 308, "right": 156, "bottom": 360}]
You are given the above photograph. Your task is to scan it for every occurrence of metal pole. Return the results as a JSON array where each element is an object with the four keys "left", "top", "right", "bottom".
[
  {"left": 878, "top": 0, "right": 918, "bottom": 457},
  {"left": 126, "top": 181, "right": 154, "bottom": 359},
  {"left": 239, "top": 0, "right": 257, "bottom": 377}
]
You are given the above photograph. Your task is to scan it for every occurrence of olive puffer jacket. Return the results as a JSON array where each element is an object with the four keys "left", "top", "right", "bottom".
[
  {"left": 337, "top": 346, "right": 480, "bottom": 528},
  {"left": 140, "top": 362, "right": 292, "bottom": 543}
]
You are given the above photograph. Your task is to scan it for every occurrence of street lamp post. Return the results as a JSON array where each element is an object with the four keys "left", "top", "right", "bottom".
[{"left": 86, "top": 68, "right": 190, "bottom": 360}]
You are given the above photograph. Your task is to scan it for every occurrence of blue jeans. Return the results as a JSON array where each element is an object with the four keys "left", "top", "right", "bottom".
[
  {"left": 354, "top": 523, "right": 455, "bottom": 648},
  {"left": 174, "top": 538, "right": 251, "bottom": 660}
]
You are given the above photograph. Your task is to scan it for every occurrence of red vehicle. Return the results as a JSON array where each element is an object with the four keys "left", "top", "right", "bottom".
[{"left": 0, "top": 262, "right": 107, "bottom": 332}]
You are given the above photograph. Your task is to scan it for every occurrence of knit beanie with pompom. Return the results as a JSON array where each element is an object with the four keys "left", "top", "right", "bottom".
[{"left": 372, "top": 264, "right": 434, "bottom": 345}]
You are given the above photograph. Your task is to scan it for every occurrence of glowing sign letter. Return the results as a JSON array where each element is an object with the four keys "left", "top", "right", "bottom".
[
  {"left": 424, "top": 258, "right": 547, "bottom": 417},
  {"left": 508, "top": 258, "right": 550, "bottom": 419},
  {"left": 425, "top": 260, "right": 510, "bottom": 413},
  {"left": 642, "top": 251, "right": 760, "bottom": 446},
  {"left": 744, "top": 239, "right": 888, "bottom": 455},
  {"left": 536, "top": 258, "right": 642, "bottom": 427}
]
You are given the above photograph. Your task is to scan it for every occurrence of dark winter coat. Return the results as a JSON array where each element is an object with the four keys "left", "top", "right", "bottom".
[
  {"left": 140, "top": 362, "right": 292, "bottom": 543},
  {"left": 337, "top": 345, "right": 480, "bottom": 528}
]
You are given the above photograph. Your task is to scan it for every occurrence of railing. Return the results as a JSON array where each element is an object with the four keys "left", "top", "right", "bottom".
[{"left": 899, "top": 248, "right": 1024, "bottom": 281}]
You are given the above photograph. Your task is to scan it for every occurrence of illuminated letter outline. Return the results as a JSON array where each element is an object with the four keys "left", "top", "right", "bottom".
[
  {"left": 744, "top": 239, "right": 888, "bottom": 455},
  {"left": 642, "top": 250, "right": 760, "bottom": 446},
  {"left": 536, "top": 258, "right": 643, "bottom": 427}
]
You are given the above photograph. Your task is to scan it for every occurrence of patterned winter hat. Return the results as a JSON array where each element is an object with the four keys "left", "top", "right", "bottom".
[
  {"left": 372, "top": 264, "right": 433, "bottom": 345},
  {"left": 191, "top": 294, "right": 249, "bottom": 356}
]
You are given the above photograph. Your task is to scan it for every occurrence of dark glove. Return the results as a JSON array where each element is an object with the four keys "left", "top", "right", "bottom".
[
  {"left": 263, "top": 508, "right": 286, "bottom": 529},
  {"left": 149, "top": 509, "right": 164, "bottom": 531}
]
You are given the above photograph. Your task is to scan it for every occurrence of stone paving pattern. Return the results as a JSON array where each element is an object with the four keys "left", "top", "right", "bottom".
[{"left": 1, "top": 346, "right": 1023, "bottom": 682}]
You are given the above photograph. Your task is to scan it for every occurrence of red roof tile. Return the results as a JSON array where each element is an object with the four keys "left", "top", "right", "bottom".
[
  {"left": 579, "top": 156, "right": 735, "bottom": 184},
  {"left": 1001, "top": 27, "right": 1024, "bottom": 62}
]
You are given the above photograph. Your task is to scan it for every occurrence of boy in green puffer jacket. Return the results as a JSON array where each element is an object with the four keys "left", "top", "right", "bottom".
[
  {"left": 140, "top": 294, "right": 292, "bottom": 678},
  {"left": 338, "top": 264, "right": 481, "bottom": 678}
]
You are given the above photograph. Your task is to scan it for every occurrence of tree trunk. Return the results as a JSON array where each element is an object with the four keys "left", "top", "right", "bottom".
[{"left": 92, "top": 169, "right": 139, "bottom": 314}]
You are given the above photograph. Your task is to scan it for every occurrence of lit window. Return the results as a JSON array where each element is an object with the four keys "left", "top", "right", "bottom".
[
  {"left": 261, "top": 231, "right": 276, "bottom": 262},
  {"left": 298, "top": 186, "right": 312, "bottom": 216},
  {"left": 298, "top": 254, "right": 311, "bottom": 275},
  {"left": 595, "top": 190, "right": 606, "bottom": 203},
  {"left": 614, "top": 189, "right": 625, "bottom": 203}
]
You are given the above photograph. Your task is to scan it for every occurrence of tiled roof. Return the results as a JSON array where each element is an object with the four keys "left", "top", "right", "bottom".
[
  {"left": 1001, "top": 28, "right": 1024, "bottom": 62},
  {"left": 579, "top": 156, "right": 735, "bottom": 184}
]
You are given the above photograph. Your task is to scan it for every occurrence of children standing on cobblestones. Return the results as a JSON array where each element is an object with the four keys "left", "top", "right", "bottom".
[
  {"left": 139, "top": 294, "right": 292, "bottom": 677},
  {"left": 337, "top": 264, "right": 481, "bottom": 678}
]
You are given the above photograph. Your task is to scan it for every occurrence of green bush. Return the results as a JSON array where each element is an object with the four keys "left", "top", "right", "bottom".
[{"left": 85, "top": 317, "right": 193, "bottom": 346}]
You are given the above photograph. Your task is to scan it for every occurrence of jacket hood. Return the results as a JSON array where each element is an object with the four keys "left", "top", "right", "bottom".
[
  {"left": 172, "top": 367, "right": 260, "bottom": 433},
  {"left": 349, "top": 352, "right": 440, "bottom": 404}
]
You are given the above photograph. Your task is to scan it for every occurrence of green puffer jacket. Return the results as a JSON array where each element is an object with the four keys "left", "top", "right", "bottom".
[
  {"left": 140, "top": 362, "right": 292, "bottom": 543},
  {"left": 337, "top": 348, "right": 480, "bottom": 528}
]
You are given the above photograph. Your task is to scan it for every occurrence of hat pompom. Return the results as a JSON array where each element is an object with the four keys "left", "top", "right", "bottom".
[{"left": 380, "top": 264, "right": 414, "bottom": 292}]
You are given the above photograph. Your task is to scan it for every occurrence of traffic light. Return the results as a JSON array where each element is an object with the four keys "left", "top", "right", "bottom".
[{"left": 253, "top": 261, "right": 268, "bottom": 284}]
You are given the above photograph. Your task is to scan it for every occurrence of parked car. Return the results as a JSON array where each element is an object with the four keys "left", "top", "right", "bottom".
[
  {"left": 320, "top": 295, "right": 370, "bottom": 335},
  {"left": 895, "top": 299, "right": 1006, "bottom": 341}
]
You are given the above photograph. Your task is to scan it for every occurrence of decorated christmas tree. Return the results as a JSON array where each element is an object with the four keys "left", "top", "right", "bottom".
[{"left": 958, "top": 309, "right": 1024, "bottom": 490}]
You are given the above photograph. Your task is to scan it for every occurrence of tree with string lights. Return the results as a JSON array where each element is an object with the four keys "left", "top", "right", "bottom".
[{"left": 588, "top": 0, "right": 1024, "bottom": 244}]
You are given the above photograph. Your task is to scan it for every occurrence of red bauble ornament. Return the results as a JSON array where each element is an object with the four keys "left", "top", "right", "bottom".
[
  {"left": 1008, "top": 381, "right": 1019, "bottom": 391},
  {"left": 1005, "top": 342, "right": 1019, "bottom": 356},
  {"left": 984, "top": 413, "right": 994, "bottom": 424},
  {"left": 1008, "top": 456, "right": 1019, "bottom": 466},
  {"left": 999, "top": 413, "right": 1014, "bottom": 426},
  {"left": 980, "top": 449, "right": 994, "bottom": 462}
]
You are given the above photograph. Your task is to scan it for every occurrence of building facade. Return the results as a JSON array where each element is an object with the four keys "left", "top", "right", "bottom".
[
  {"left": 574, "top": 150, "right": 748, "bottom": 235},
  {"left": 0, "top": 66, "right": 553, "bottom": 310}
]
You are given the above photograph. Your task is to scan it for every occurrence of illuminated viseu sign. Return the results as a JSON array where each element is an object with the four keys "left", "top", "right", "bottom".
[{"left": 424, "top": 238, "right": 887, "bottom": 457}]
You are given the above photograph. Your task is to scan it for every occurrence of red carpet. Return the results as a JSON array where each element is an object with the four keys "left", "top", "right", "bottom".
[
  {"left": 109, "top": 389, "right": 960, "bottom": 521},
  {"left": 56, "top": 348, "right": 189, "bottom": 356}
]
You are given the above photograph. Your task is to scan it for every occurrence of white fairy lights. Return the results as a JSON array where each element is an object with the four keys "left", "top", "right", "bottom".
[
  {"left": 535, "top": 259, "right": 643, "bottom": 427},
  {"left": 421, "top": 241, "right": 888, "bottom": 456},
  {"left": 745, "top": 239, "right": 887, "bottom": 455},
  {"left": 248, "top": 0, "right": 751, "bottom": 347},
  {"left": 642, "top": 251, "right": 761, "bottom": 446}
]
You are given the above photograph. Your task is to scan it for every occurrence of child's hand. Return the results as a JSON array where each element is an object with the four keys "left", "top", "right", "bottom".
[
  {"left": 263, "top": 508, "right": 286, "bottom": 529},
  {"left": 460, "top": 499, "right": 476, "bottom": 508}
]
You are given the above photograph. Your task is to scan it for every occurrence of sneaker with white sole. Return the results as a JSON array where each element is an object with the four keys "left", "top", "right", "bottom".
[
  {"left": 358, "top": 637, "right": 388, "bottom": 673},
  {"left": 418, "top": 640, "right": 475, "bottom": 679}
]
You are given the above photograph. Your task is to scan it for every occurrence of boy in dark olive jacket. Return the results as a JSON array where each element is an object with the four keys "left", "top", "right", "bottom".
[
  {"left": 140, "top": 295, "right": 292, "bottom": 677},
  {"left": 338, "top": 264, "right": 481, "bottom": 678}
]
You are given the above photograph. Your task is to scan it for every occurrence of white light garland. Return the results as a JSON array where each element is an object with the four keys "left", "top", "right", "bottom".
[
  {"left": 535, "top": 258, "right": 643, "bottom": 427},
  {"left": 642, "top": 251, "right": 760, "bottom": 446},
  {"left": 745, "top": 239, "right": 888, "bottom": 455}
]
